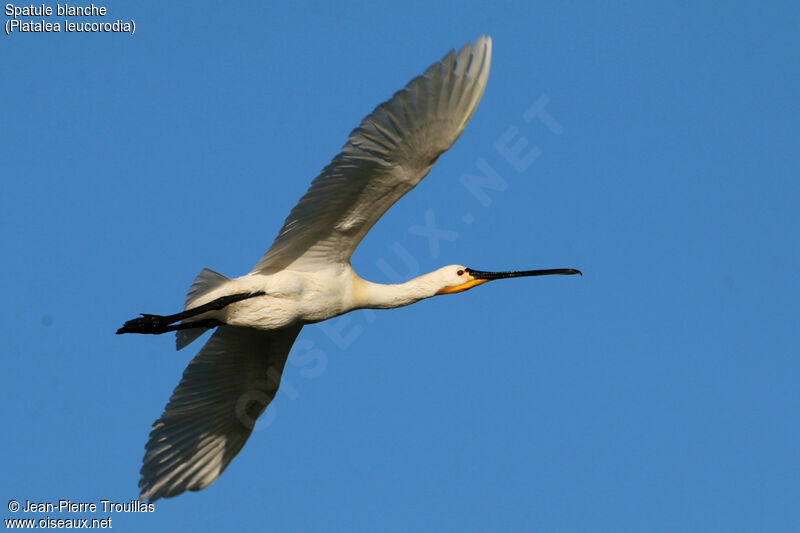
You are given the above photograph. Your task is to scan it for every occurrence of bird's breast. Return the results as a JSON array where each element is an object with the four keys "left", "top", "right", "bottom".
[{"left": 223, "top": 269, "right": 355, "bottom": 330}]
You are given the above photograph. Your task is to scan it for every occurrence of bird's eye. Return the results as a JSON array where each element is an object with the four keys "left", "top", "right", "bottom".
[{"left": 457, "top": 270, "right": 464, "bottom": 276}]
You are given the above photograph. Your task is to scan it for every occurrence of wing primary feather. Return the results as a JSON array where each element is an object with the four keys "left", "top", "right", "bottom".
[
  {"left": 138, "top": 325, "right": 302, "bottom": 502},
  {"left": 252, "top": 35, "right": 491, "bottom": 273}
]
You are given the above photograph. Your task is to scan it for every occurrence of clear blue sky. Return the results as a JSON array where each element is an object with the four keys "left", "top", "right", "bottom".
[{"left": 2, "top": 2, "right": 798, "bottom": 531}]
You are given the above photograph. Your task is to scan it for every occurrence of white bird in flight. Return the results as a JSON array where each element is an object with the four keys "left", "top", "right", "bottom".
[{"left": 118, "top": 35, "right": 581, "bottom": 502}]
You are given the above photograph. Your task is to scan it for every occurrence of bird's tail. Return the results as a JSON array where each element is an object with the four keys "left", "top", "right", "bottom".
[{"left": 176, "top": 268, "right": 231, "bottom": 350}]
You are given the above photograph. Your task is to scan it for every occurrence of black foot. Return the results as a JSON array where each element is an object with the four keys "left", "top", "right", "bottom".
[
  {"left": 116, "top": 315, "right": 225, "bottom": 335},
  {"left": 116, "top": 290, "right": 265, "bottom": 336},
  {"left": 117, "top": 314, "right": 173, "bottom": 335}
]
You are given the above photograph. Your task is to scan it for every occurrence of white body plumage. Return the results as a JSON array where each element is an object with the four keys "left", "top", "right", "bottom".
[
  {"left": 185, "top": 264, "right": 469, "bottom": 331},
  {"left": 120, "top": 36, "right": 577, "bottom": 503}
]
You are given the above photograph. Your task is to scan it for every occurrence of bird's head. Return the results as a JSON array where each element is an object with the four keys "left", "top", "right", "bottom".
[{"left": 434, "top": 264, "right": 582, "bottom": 295}]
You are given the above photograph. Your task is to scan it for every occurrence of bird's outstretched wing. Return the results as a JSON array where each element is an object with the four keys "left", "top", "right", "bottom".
[
  {"left": 252, "top": 35, "right": 492, "bottom": 273},
  {"left": 139, "top": 325, "right": 302, "bottom": 502}
]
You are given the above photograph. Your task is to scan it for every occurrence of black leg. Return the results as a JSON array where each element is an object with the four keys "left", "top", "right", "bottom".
[
  {"left": 116, "top": 291, "right": 265, "bottom": 335},
  {"left": 163, "top": 318, "right": 225, "bottom": 332}
]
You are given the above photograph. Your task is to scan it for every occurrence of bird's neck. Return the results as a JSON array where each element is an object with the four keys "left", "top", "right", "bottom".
[{"left": 353, "top": 275, "right": 439, "bottom": 310}]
